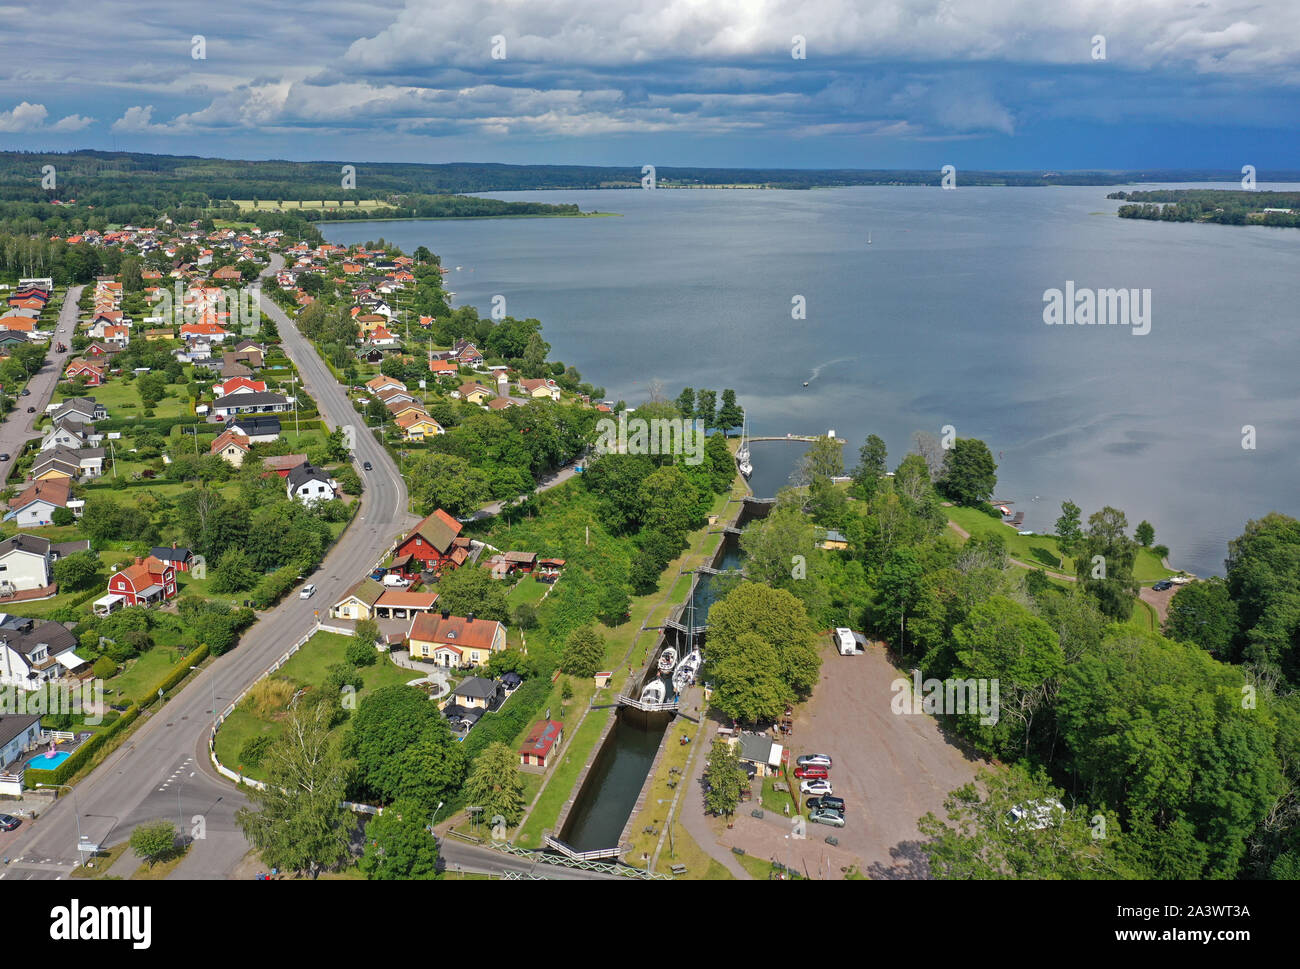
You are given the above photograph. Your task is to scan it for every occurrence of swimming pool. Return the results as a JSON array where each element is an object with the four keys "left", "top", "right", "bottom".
[{"left": 26, "top": 750, "right": 70, "bottom": 770}]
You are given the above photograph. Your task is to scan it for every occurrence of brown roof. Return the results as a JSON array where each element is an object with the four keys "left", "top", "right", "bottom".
[
  {"left": 210, "top": 429, "right": 251, "bottom": 455},
  {"left": 405, "top": 508, "right": 462, "bottom": 554},
  {"left": 10, "top": 478, "right": 71, "bottom": 510},
  {"left": 375, "top": 590, "right": 439, "bottom": 609},
  {"left": 408, "top": 613, "right": 501, "bottom": 651},
  {"left": 262, "top": 453, "right": 309, "bottom": 472},
  {"left": 338, "top": 577, "right": 385, "bottom": 607}
]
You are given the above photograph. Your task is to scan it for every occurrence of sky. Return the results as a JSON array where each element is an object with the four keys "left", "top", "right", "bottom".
[{"left": 1, "top": 0, "right": 1298, "bottom": 170}]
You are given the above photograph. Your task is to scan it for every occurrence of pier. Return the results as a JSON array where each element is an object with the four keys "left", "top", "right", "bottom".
[{"left": 748, "top": 434, "right": 847, "bottom": 444}]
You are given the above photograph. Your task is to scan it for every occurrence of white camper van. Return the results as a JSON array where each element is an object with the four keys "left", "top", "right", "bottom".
[{"left": 834, "top": 628, "right": 857, "bottom": 656}]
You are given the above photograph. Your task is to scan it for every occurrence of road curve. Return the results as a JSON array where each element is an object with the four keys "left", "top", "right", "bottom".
[{"left": 3, "top": 255, "right": 416, "bottom": 880}]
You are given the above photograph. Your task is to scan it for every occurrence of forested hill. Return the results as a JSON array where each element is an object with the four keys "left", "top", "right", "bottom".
[{"left": 2, "top": 150, "right": 1297, "bottom": 207}]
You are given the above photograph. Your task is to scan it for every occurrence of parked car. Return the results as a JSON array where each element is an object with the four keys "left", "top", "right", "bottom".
[
  {"left": 797, "top": 753, "right": 833, "bottom": 768},
  {"left": 1152, "top": 580, "right": 1173, "bottom": 591},
  {"left": 19, "top": 388, "right": 29, "bottom": 396},
  {"left": 382, "top": 574, "right": 410, "bottom": 588},
  {"left": 362, "top": 461, "right": 373, "bottom": 471},
  {"left": 805, "top": 795, "right": 846, "bottom": 814},
  {"left": 799, "top": 779, "right": 833, "bottom": 796},
  {"left": 793, "top": 765, "right": 828, "bottom": 780},
  {"left": 808, "top": 807, "right": 845, "bottom": 828},
  {"left": 26, "top": 406, "right": 35, "bottom": 413},
  {"left": 299, "top": 584, "right": 317, "bottom": 599},
  {"left": 0, "top": 453, "right": 9, "bottom": 462},
  {"left": 0, "top": 814, "right": 21, "bottom": 831}
]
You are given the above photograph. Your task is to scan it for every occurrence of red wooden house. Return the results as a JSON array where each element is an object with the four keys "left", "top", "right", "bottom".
[
  {"left": 106, "top": 555, "right": 177, "bottom": 607},
  {"left": 393, "top": 509, "right": 470, "bottom": 577}
]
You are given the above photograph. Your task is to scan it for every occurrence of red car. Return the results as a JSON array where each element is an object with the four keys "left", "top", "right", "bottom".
[{"left": 793, "top": 765, "right": 829, "bottom": 780}]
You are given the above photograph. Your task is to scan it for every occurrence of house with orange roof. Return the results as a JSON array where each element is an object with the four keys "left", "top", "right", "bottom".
[
  {"left": 64, "top": 359, "right": 106, "bottom": 386},
  {"left": 210, "top": 430, "right": 252, "bottom": 467},
  {"left": 407, "top": 612, "right": 507, "bottom": 668},
  {"left": 394, "top": 509, "right": 469, "bottom": 575},
  {"left": 395, "top": 411, "right": 445, "bottom": 441},
  {"left": 99, "top": 555, "right": 177, "bottom": 611}
]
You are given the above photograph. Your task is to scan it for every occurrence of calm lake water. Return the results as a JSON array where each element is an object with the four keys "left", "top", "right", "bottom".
[{"left": 325, "top": 185, "right": 1300, "bottom": 577}]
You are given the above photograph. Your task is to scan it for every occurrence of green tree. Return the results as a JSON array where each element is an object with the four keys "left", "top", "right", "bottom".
[
  {"left": 1163, "top": 578, "right": 1238, "bottom": 658},
  {"left": 52, "top": 549, "right": 100, "bottom": 591},
  {"left": 406, "top": 452, "right": 490, "bottom": 517},
  {"left": 359, "top": 798, "right": 441, "bottom": 880},
  {"left": 674, "top": 387, "right": 696, "bottom": 420},
  {"left": 715, "top": 389, "right": 744, "bottom": 434},
  {"left": 129, "top": 820, "right": 178, "bottom": 868},
  {"left": 792, "top": 435, "right": 844, "bottom": 487},
  {"left": 703, "top": 738, "right": 746, "bottom": 816},
  {"left": 638, "top": 464, "right": 702, "bottom": 539},
  {"left": 432, "top": 565, "right": 509, "bottom": 623},
  {"left": 1135, "top": 520, "right": 1155, "bottom": 547},
  {"left": 345, "top": 686, "right": 465, "bottom": 809},
  {"left": 938, "top": 438, "right": 997, "bottom": 506},
  {"left": 1054, "top": 500, "right": 1083, "bottom": 559},
  {"left": 560, "top": 625, "right": 606, "bottom": 678},
  {"left": 711, "top": 631, "right": 793, "bottom": 724},
  {"left": 695, "top": 389, "right": 717, "bottom": 429},
  {"left": 236, "top": 701, "right": 353, "bottom": 877},
  {"left": 852, "top": 433, "right": 888, "bottom": 498},
  {"left": 918, "top": 765, "right": 1132, "bottom": 879},
  {"left": 462, "top": 741, "right": 528, "bottom": 827},
  {"left": 706, "top": 582, "right": 821, "bottom": 697},
  {"left": 211, "top": 547, "right": 257, "bottom": 594},
  {"left": 1076, "top": 506, "right": 1139, "bottom": 619}
]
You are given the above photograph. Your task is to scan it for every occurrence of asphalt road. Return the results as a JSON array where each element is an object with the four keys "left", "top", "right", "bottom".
[
  {"left": 1, "top": 256, "right": 416, "bottom": 880},
  {"left": 0, "top": 285, "right": 82, "bottom": 488}
]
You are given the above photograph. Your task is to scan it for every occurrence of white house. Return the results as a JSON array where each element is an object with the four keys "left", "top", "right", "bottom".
[
  {"left": 0, "top": 713, "right": 42, "bottom": 794},
  {"left": 0, "top": 614, "right": 85, "bottom": 690},
  {"left": 286, "top": 463, "right": 336, "bottom": 505},
  {"left": 213, "top": 391, "right": 289, "bottom": 418}
]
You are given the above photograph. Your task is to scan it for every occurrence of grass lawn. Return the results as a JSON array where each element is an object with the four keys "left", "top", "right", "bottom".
[
  {"left": 514, "top": 705, "right": 613, "bottom": 849},
  {"left": 735, "top": 850, "right": 803, "bottom": 880},
  {"left": 506, "top": 576, "right": 551, "bottom": 610},
  {"left": 106, "top": 647, "right": 184, "bottom": 705},
  {"left": 760, "top": 775, "right": 797, "bottom": 816},
  {"left": 132, "top": 843, "right": 192, "bottom": 880},
  {"left": 946, "top": 505, "right": 1173, "bottom": 581},
  {"left": 212, "top": 631, "right": 418, "bottom": 782},
  {"left": 69, "top": 841, "right": 128, "bottom": 879},
  {"left": 1125, "top": 597, "right": 1160, "bottom": 633}
]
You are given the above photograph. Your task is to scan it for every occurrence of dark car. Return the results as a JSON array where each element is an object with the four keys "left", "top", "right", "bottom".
[
  {"left": 0, "top": 453, "right": 9, "bottom": 462},
  {"left": 19, "top": 388, "right": 29, "bottom": 396},
  {"left": 1152, "top": 580, "right": 1173, "bottom": 591},
  {"left": 0, "top": 814, "right": 21, "bottom": 831},
  {"left": 362, "top": 461, "right": 373, "bottom": 471},
  {"left": 805, "top": 795, "right": 846, "bottom": 814},
  {"left": 25, "top": 406, "right": 35, "bottom": 413}
]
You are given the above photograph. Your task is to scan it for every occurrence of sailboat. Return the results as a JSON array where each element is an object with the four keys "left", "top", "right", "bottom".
[
  {"left": 867, "top": 231, "right": 872, "bottom": 245},
  {"left": 736, "top": 410, "right": 752, "bottom": 478},
  {"left": 673, "top": 648, "right": 703, "bottom": 693},
  {"left": 658, "top": 645, "right": 678, "bottom": 674},
  {"left": 639, "top": 678, "right": 666, "bottom": 705}
]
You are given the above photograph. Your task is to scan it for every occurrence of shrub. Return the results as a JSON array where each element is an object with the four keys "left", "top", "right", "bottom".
[
  {"left": 51, "top": 507, "right": 75, "bottom": 526},
  {"left": 345, "top": 638, "right": 377, "bottom": 667},
  {"left": 244, "top": 677, "right": 297, "bottom": 718},
  {"left": 91, "top": 655, "right": 118, "bottom": 679},
  {"left": 238, "top": 735, "right": 274, "bottom": 768}
]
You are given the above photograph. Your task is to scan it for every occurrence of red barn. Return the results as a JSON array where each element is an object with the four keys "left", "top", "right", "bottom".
[
  {"left": 519, "top": 720, "right": 564, "bottom": 768},
  {"left": 394, "top": 509, "right": 469, "bottom": 576}
]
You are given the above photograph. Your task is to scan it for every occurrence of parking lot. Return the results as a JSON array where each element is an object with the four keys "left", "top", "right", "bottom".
[{"left": 785, "top": 641, "right": 986, "bottom": 877}]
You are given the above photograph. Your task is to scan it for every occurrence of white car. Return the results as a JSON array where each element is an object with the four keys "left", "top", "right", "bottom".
[
  {"left": 800, "top": 779, "right": 833, "bottom": 796},
  {"left": 797, "top": 753, "right": 833, "bottom": 768},
  {"left": 299, "top": 584, "right": 317, "bottom": 600}
]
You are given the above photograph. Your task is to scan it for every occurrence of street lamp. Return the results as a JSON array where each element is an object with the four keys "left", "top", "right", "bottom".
[
  {"left": 427, "top": 800, "right": 445, "bottom": 834},
  {"left": 35, "top": 783, "right": 83, "bottom": 858},
  {"left": 176, "top": 770, "right": 195, "bottom": 841}
]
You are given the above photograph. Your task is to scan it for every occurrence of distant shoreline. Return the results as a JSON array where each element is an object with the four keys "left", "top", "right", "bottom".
[{"left": 315, "top": 210, "right": 621, "bottom": 224}]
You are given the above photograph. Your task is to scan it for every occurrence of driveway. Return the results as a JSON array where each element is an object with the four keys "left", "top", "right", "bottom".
[{"left": 0, "top": 285, "right": 82, "bottom": 487}]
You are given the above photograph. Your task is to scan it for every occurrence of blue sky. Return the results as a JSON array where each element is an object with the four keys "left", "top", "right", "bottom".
[{"left": 1, "top": 0, "right": 1297, "bottom": 170}]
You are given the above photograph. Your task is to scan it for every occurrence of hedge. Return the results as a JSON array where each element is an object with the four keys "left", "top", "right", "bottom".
[{"left": 460, "top": 676, "right": 552, "bottom": 761}]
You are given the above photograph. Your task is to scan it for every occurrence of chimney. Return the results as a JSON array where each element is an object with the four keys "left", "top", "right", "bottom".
[
  {"left": 466, "top": 613, "right": 474, "bottom": 623},
  {"left": 441, "top": 609, "right": 450, "bottom": 619},
  {"left": 134, "top": 556, "right": 143, "bottom": 566}
]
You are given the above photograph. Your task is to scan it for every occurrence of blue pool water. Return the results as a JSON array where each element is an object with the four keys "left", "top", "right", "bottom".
[{"left": 26, "top": 750, "right": 70, "bottom": 770}]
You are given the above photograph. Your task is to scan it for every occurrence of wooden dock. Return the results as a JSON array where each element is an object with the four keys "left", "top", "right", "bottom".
[{"left": 749, "top": 435, "right": 847, "bottom": 444}]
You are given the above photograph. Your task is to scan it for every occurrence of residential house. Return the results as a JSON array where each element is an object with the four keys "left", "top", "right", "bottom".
[
  {"left": 213, "top": 391, "right": 289, "bottom": 418},
  {"left": 210, "top": 430, "right": 252, "bottom": 467},
  {"left": 328, "top": 578, "right": 385, "bottom": 621},
  {"left": 732, "top": 732, "right": 785, "bottom": 778},
  {"left": 817, "top": 529, "right": 849, "bottom": 551},
  {"left": 394, "top": 509, "right": 469, "bottom": 574},
  {"left": 149, "top": 545, "right": 194, "bottom": 573},
  {"left": 97, "top": 555, "right": 178, "bottom": 613},
  {"left": 0, "top": 535, "right": 88, "bottom": 593},
  {"left": 0, "top": 616, "right": 84, "bottom": 689},
  {"left": 214, "top": 376, "right": 267, "bottom": 397},
  {"left": 52, "top": 398, "right": 106, "bottom": 423},
  {"left": 518, "top": 377, "right": 562, "bottom": 401},
  {"left": 394, "top": 412, "right": 444, "bottom": 441},
  {"left": 408, "top": 613, "right": 507, "bottom": 669},
  {"left": 372, "top": 589, "right": 439, "bottom": 621},
  {"left": 261, "top": 453, "right": 309, "bottom": 477},
  {"left": 286, "top": 463, "right": 335, "bottom": 505},
  {"left": 224, "top": 415, "right": 280, "bottom": 443},
  {"left": 453, "top": 382, "right": 494, "bottom": 405},
  {"left": 40, "top": 419, "right": 93, "bottom": 452},
  {"left": 3, "top": 479, "right": 72, "bottom": 528},
  {"left": 447, "top": 674, "right": 504, "bottom": 707},
  {"left": 0, "top": 713, "right": 42, "bottom": 791},
  {"left": 365, "top": 375, "right": 405, "bottom": 396},
  {"left": 32, "top": 447, "right": 103, "bottom": 481},
  {"left": 63, "top": 359, "right": 105, "bottom": 385}
]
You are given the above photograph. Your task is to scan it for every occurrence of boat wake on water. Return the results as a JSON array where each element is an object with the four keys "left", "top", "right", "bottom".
[{"left": 805, "top": 356, "right": 856, "bottom": 384}]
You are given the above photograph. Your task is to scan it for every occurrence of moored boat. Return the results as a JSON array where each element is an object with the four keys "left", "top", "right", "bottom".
[{"left": 658, "top": 646, "right": 677, "bottom": 673}]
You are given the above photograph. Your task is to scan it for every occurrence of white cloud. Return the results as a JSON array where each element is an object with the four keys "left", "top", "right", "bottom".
[
  {"left": 112, "top": 105, "right": 167, "bottom": 133},
  {"left": 51, "top": 114, "right": 94, "bottom": 132},
  {"left": 0, "top": 101, "right": 49, "bottom": 131}
]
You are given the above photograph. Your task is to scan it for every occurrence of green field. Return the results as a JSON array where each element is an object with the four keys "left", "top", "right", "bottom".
[{"left": 945, "top": 505, "right": 1174, "bottom": 582}]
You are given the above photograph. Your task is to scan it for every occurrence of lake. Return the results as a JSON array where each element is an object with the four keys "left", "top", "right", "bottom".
[{"left": 324, "top": 185, "right": 1300, "bottom": 577}]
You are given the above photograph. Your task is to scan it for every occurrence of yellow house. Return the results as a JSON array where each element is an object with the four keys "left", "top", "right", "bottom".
[
  {"left": 408, "top": 612, "right": 506, "bottom": 668},
  {"left": 455, "top": 382, "right": 494, "bottom": 405},
  {"left": 396, "top": 412, "right": 445, "bottom": 441},
  {"left": 329, "top": 578, "right": 385, "bottom": 620},
  {"left": 817, "top": 529, "right": 849, "bottom": 551}
]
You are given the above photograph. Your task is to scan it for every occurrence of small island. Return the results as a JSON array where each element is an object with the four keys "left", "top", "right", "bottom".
[{"left": 1109, "top": 189, "right": 1300, "bottom": 228}]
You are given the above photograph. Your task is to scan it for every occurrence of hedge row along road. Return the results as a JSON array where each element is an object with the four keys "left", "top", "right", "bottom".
[{"left": 4, "top": 254, "right": 417, "bottom": 880}]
